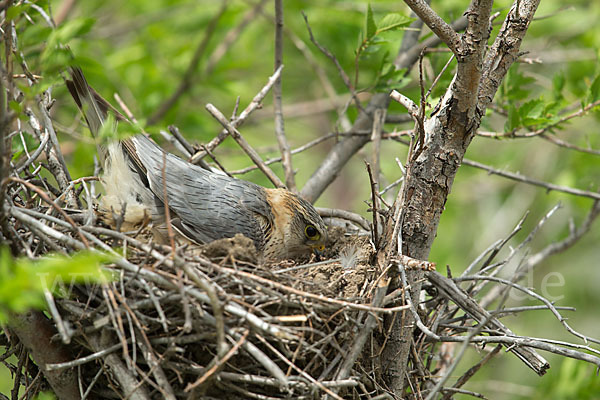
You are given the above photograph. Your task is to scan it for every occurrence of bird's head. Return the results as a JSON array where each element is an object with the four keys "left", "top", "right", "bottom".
[{"left": 263, "top": 189, "right": 328, "bottom": 260}]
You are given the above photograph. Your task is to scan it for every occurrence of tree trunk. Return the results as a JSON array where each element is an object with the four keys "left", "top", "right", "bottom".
[{"left": 378, "top": 0, "right": 541, "bottom": 394}]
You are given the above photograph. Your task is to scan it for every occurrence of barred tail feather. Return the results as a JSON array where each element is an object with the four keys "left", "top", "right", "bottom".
[{"left": 65, "top": 67, "right": 127, "bottom": 165}]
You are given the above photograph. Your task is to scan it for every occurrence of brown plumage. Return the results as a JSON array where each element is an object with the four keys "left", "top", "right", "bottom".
[{"left": 66, "top": 67, "right": 328, "bottom": 260}]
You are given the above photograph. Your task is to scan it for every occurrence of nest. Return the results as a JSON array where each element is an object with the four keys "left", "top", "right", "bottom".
[
  {"left": 62, "top": 228, "right": 382, "bottom": 399},
  {"left": 5, "top": 167, "right": 411, "bottom": 399}
]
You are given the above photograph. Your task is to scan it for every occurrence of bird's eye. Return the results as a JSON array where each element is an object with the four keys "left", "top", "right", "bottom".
[{"left": 305, "top": 225, "right": 320, "bottom": 240}]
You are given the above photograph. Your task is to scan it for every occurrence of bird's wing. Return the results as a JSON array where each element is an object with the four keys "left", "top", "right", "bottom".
[{"left": 128, "top": 135, "right": 273, "bottom": 248}]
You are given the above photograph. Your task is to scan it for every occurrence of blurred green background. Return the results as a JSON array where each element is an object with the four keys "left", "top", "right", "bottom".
[{"left": 2, "top": 0, "right": 600, "bottom": 398}]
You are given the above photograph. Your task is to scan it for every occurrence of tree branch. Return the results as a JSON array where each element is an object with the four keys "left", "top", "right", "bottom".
[
  {"left": 478, "top": 0, "right": 542, "bottom": 114},
  {"left": 402, "top": 0, "right": 461, "bottom": 55},
  {"left": 273, "top": 0, "right": 295, "bottom": 191},
  {"left": 9, "top": 311, "right": 81, "bottom": 400}
]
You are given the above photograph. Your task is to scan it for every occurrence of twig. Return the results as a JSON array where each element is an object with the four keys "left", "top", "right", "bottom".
[
  {"left": 25, "top": 105, "right": 77, "bottom": 208},
  {"left": 189, "top": 65, "right": 283, "bottom": 164},
  {"left": 184, "top": 330, "right": 249, "bottom": 392},
  {"left": 390, "top": 90, "right": 419, "bottom": 117},
  {"left": 135, "top": 329, "right": 177, "bottom": 400},
  {"left": 462, "top": 158, "right": 600, "bottom": 201},
  {"left": 167, "top": 125, "right": 194, "bottom": 156},
  {"left": 229, "top": 132, "right": 337, "bottom": 175},
  {"left": 255, "top": 334, "right": 343, "bottom": 400},
  {"left": 180, "top": 263, "right": 226, "bottom": 357},
  {"left": 205, "top": 103, "right": 285, "bottom": 188},
  {"left": 462, "top": 212, "right": 527, "bottom": 278},
  {"left": 370, "top": 108, "right": 386, "bottom": 199},
  {"left": 301, "top": 11, "right": 365, "bottom": 114},
  {"left": 217, "top": 371, "right": 358, "bottom": 390},
  {"left": 335, "top": 279, "right": 388, "bottom": 382},
  {"left": 42, "top": 288, "right": 73, "bottom": 344},
  {"left": 365, "top": 162, "right": 380, "bottom": 247},
  {"left": 539, "top": 132, "right": 600, "bottom": 156},
  {"left": 457, "top": 275, "right": 600, "bottom": 346},
  {"left": 402, "top": 0, "right": 461, "bottom": 55},
  {"left": 273, "top": 0, "right": 295, "bottom": 192},
  {"left": 480, "top": 99, "right": 600, "bottom": 141},
  {"left": 47, "top": 343, "right": 124, "bottom": 371},
  {"left": 316, "top": 207, "right": 370, "bottom": 232},
  {"left": 14, "top": 129, "right": 49, "bottom": 174},
  {"left": 427, "top": 270, "right": 550, "bottom": 375},
  {"left": 435, "top": 334, "right": 600, "bottom": 367},
  {"left": 88, "top": 330, "right": 151, "bottom": 400},
  {"left": 8, "top": 177, "right": 90, "bottom": 248},
  {"left": 425, "top": 53, "right": 455, "bottom": 101},
  {"left": 202, "top": 260, "right": 410, "bottom": 314},
  {"left": 440, "top": 345, "right": 502, "bottom": 400},
  {"left": 424, "top": 314, "right": 492, "bottom": 400}
]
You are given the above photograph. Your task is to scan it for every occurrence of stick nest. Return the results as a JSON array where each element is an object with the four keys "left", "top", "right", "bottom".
[{"left": 5, "top": 174, "right": 393, "bottom": 399}]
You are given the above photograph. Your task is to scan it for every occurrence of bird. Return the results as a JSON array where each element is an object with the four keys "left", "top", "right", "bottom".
[{"left": 65, "top": 67, "right": 327, "bottom": 260}]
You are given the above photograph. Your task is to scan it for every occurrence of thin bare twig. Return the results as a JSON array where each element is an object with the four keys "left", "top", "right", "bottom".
[
  {"left": 273, "top": 0, "right": 295, "bottom": 192},
  {"left": 229, "top": 132, "right": 337, "bottom": 175},
  {"left": 301, "top": 11, "right": 365, "bottom": 114},
  {"left": 462, "top": 158, "right": 600, "bottom": 201},
  {"left": 189, "top": 65, "right": 283, "bottom": 164},
  {"left": 365, "top": 162, "right": 381, "bottom": 247},
  {"left": 457, "top": 275, "right": 600, "bottom": 346},
  {"left": 185, "top": 330, "right": 249, "bottom": 392},
  {"left": 205, "top": 103, "right": 286, "bottom": 188},
  {"left": 316, "top": 207, "right": 370, "bottom": 232}
]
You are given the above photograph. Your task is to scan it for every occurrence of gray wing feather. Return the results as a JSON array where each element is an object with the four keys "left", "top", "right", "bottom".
[{"left": 130, "top": 135, "right": 272, "bottom": 248}]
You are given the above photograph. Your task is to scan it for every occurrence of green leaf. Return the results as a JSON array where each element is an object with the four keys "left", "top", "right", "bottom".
[
  {"left": 518, "top": 98, "right": 554, "bottom": 127},
  {"left": 377, "top": 13, "right": 413, "bottom": 33},
  {"left": 505, "top": 105, "right": 521, "bottom": 132},
  {"left": 8, "top": 100, "right": 22, "bottom": 114},
  {"left": 519, "top": 98, "right": 544, "bottom": 120},
  {"left": 503, "top": 65, "right": 535, "bottom": 101},
  {"left": 586, "top": 73, "right": 600, "bottom": 104},
  {"left": 365, "top": 3, "right": 377, "bottom": 39},
  {"left": 42, "top": 17, "right": 96, "bottom": 63},
  {"left": 0, "top": 247, "right": 113, "bottom": 323},
  {"left": 5, "top": 4, "right": 31, "bottom": 21}
]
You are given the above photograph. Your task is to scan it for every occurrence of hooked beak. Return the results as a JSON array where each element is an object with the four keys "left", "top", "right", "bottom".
[{"left": 312, "top": 244, "right": 326, "bottom": 259}]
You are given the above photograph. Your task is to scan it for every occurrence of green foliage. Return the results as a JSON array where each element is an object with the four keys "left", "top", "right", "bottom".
[
  {"left": 585, "top": 72, "right": 600, "bottom": 105},
  {"left": 96, "top": 113, "right": 141, "bottom": 143},
  {"left": 500, "top": 64, "right": 536, "bottom": 102},
  {"left": 41, "top": 17, "right": 96, "bottom": 70},
  {"left": 538, "top": 359, "right": 600, "bottom": 399},
  {"left": 0, "top": 248, "right": 112, "bottom": 323},
  {"left": 354, "top": 4, "right": 414, "bottom": 89}
]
